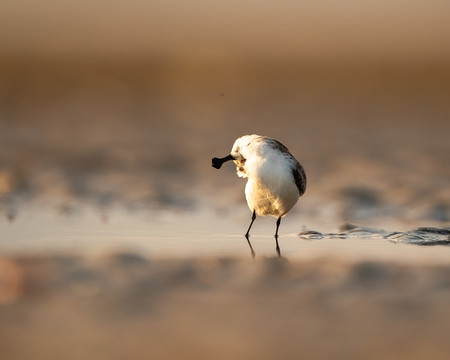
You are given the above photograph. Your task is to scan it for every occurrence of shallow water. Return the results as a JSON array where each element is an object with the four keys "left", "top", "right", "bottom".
[
  {"left": 1, "top": 204, "right": 449, "bottom": 264},
  {"left": 3, "top": 250, "right": 450, "bottom": 360}
]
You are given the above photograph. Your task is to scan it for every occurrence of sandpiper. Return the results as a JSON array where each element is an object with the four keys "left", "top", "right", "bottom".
[{"left": 212, "top": 134, "right": 306, "bottom": 258}]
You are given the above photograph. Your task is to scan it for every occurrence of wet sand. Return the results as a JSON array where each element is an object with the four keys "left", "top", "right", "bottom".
[
  {"left": 1, "top": 227, "right": 449, "bottom": 360},
  {"left": 1, "top": 2, "right": 450, "bottom": 358},
  {"left": 0, "top": 60, "right": 449, "bottom": 224},
  {"left": 2, "top": 252, "right": 450, "bottom": 360},
  {"left": 0, "top": 59, "right": 449, "bottom": 360}
]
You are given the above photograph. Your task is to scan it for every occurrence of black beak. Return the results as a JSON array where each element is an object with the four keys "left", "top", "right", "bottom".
[{"left": 212, "top": 154, "right": 234, "bottom": 169}]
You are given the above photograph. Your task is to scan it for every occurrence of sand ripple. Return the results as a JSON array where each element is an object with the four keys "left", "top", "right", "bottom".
[{"left": 300, "top": 224, "right": 450, "bottom": 245}]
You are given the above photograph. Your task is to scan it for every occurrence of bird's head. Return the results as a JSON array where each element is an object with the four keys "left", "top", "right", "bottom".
[{"left": 211, "top": 134, "right": 261, "bottom": 170}]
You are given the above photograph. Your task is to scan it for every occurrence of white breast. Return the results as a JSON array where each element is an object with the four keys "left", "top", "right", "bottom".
[{"left": 244, "top": 151, "right": 300, "bottom": 217}]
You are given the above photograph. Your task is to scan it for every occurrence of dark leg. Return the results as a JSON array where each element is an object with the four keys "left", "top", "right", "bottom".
[
  {"left": 245, "top": 210, "right": 256, "bottom": 238},
  {"left": 245, "top": 210, "right": 256, "bottom": 259},
  {"left": 275, "top": 216, "right": 282, "bottom": 257}
]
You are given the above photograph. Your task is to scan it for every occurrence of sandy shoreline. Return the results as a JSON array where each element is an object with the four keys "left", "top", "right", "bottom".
[
  {"left": 2, "top": 252, "right": 450, "bottom": 359},
  {"left": 0, "top": 31, "right": 448, "bottom": 360},
  {"left": 1, "top": 4, "right": 449, "bottom": 359}
]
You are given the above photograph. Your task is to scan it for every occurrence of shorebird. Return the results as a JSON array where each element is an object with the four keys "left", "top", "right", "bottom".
[{"left": 212, "top": 134, "right": 306, "bottom": 258}]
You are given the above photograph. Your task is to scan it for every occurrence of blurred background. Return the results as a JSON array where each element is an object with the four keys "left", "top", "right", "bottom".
[
  {"left": 0, "top": 0, "right": 449, "bottom": 226},
  {"left": 1, "top": 2, "right": 450, "bottom": 360}
]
